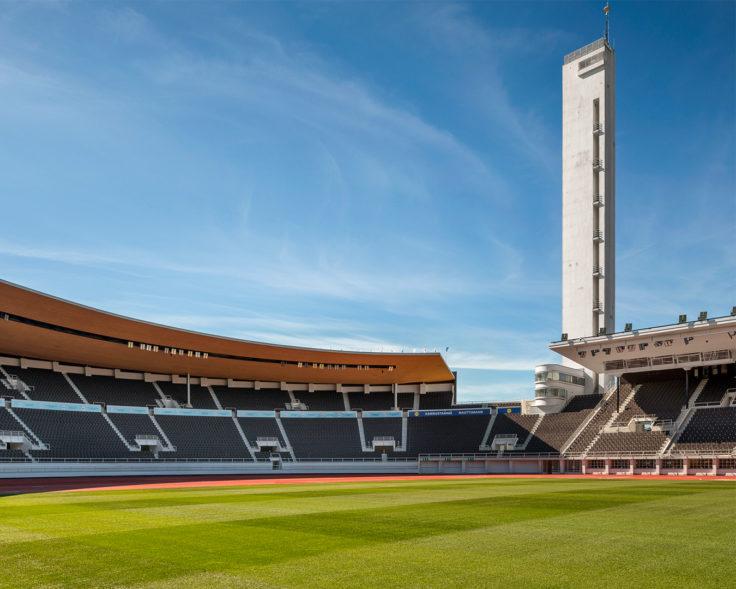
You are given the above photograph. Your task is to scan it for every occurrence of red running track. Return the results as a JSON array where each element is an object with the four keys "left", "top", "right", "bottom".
[{"left": 0, "top": 473, "right": 732, "bottom": 495}]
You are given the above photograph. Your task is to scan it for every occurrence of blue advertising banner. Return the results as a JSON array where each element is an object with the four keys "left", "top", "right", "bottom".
[
  {"left": 10, "top": 399, "right": 102, "bottom": 413},
  {"left": 236, "top": 410, "right": 276, "bottom": 418},
  {"left": 409, "top": 408, "right": 492, "bottom": 417},
  {"left": 153, "top": 408, "right": 232, "bottom": 417},
  {"left": 107, "top": 405, "right": 150, "bottom": 415},
  {"left": 362, "top": 411, "right": 403, "bottom": 418},
  {"left": 280, "top": 411, "right": 357, "bottom": 418}
]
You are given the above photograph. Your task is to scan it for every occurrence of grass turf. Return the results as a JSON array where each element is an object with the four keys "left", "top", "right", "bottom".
[{"left": 0, "top": 477, "right": 733, "bottom": 588}]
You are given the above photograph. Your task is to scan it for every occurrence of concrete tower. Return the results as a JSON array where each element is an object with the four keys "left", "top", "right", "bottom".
[{"left": 561, "top": 38, "right": 616, "bottom": 345}]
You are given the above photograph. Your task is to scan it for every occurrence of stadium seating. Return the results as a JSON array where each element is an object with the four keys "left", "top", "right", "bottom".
[
  {"left": 211, "top": 386, "right": 291, "bottom": 410},
  {"left": 157, "top": 382, "right": 217, "bottom": 409},
  {"left": 613, "top": 378, "right": 684, "bottom": 424},
  {"left": 347, "top": 392, "right": 395, "bottom": 411},
  {"left": 297, "top": 391, "right": 345, "bottom": 411},
  {"left": 362, "top": 417, "right": 403, "bottom": 454},
  {"left": 282, "top": 418, "right": 363, "bottom": 459},
  {"left": 588, "top": 431, "right": 667, "bottom": 454},
  {"left": 237, "top": 417, "right": 288, "bottom": 451},
  {"left": 487, "top": 414, "right": 537, "bottom": 449},
  {"left": 3, "top": 367, "right": 80, "bottom": 403},
  {"left": 15, "top": 409, "right": 131, "bottom": 458},
  {"left": 418, "top": 391, "right": 454, "bottom": 409},
  {"left": 107, "top": 412, "right": 162, "bottom": 447},
  {"left": 565, "top": 393, "right": 619, "bottom": 454},
  {"left": 406, "top": 415, "right": 490, "bottom": 455},
  {"left": 153, "top": 415, "right": 249, "bottom": 459},
  {"left": 524, "top": 406, "right": 597, "bottom": 453},
  {"left": 674, "top": 407, "right": 736, "bottom": 453},
  {"left": 696, "top": 375, "right": 734, "bottom": 405},
  {"left": 70, "top": 374, "right": 159, "bottom": 407}
]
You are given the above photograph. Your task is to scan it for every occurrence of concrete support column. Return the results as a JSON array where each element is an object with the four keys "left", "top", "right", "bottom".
[
  {"left": 629, "top": 459, "right": 635, "bottom": 475},
  {"left": 559, "top": 459, "right": 566, "bottom": 474},
  {"left": 655, "top": 458, "right": 662, "bottom": 476},
  {"left": 581, "top": 460, "right": 587, "bottom": 475},
  {"left": 508, "top": 459, "right": 514, "bottom": 474},
  {"left": 683, "top": 457, "right": 690, "bottom": 476},
  {"left": 604, "top": 459, "right": 611, "bottom": 475},
  {"left": 712, "top": 459, "right": 718, "bottom": 476}
]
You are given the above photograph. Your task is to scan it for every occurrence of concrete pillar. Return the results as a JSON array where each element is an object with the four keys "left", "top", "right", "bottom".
[
  {"left": 581, "top": 460, "right": 587, "bottom": 475},
  {"left": 629, "top": 459, "right": 635, "bottom": 475},
  {"left": 559, "top": 459, "right": 566, "bottom": 474},
  {"left": 683, "top": 457, "right": 690, "bottom": 476},
  {"left": 604, "top": 458, "right": 611, "bottom": 475},
  {"left": 712, "top": 459, "right": 718, "bottom": 476},
  {"left": 655, "top": 458, "right": 662, "bottom": 476}
]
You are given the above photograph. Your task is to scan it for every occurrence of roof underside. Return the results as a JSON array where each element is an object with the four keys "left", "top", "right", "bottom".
[
  {"left": 550, "top": 316, "right": 736, "bottom": 375},
  {"left": 0, "top": 280, "right": 454, "bottom": 385}
]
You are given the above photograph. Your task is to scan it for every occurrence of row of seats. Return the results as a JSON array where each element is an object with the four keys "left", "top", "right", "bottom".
[{"left": 2, "top": 368, "right": 454, "bottom": 411}]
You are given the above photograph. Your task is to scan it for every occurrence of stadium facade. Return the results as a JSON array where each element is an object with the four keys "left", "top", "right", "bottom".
[{"left": 1, "top": 35, "right": 734, "bottom": 478}]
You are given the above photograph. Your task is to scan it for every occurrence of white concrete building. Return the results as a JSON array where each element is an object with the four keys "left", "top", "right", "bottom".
[{"left": 534, "top": 37, "right": 616, "bottom": 410}]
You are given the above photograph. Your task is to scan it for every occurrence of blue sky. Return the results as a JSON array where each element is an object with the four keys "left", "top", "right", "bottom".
[{"left": 1, "top": 1, "right": 734, "bottom": 402}]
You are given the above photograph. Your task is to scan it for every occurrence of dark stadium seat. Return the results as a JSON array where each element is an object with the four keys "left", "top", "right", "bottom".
[
  {"left": 154, "top": 414, "right": 249, "bottom": 459},
  {"left": 695, "top": 375, "right": 734, "bottom": 405},
  {"left": 418, "top": 391, "right": 454, "bottom": 409},
  {"left": 3, "top": 367, "right": 81, "bottom": 403},
  {"left": 15, "top": 409, "right": 131, "bottom": 459},
  {"left": 674, "top": 407, "right": 736, "bottom": 453},
  {"left": 157, "top": 382, "right": 217, "bottom": 409},
  {"left": 297, "top": 391, "right": 345, "bottom": 411},
  {"left": 281, "top": 418, "right": 363, "bottom": 459},
  {"left": 107, "top": 412, "right": 162, "bottom": 447},
  {"left": 347, "top": 392, "right": 395, "bottom": 411},
  {"left": 362, "top": 417, "right": 403, "bottom": 454},
  {"left": 211, "top": 386, "right": 291, "bottom": 411},
  {"left": 588, "top": 431, "right": 667, "bottom": 454},
  {"left": 406, "top": 414, "right": 491, "bottom": 456},
  {"left": 70, "top": 374, "right": 159, "bottom": 407}
]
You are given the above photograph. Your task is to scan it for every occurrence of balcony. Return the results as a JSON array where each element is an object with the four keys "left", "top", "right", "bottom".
[
  {"left": 593, "top": 230, "right": 604, "bottom": 243},
  {"left": 593, "top": 122, "right": 604, "bottom": 135},
  {"left": 593, "top": 194, "right": 605, "bottom": 207},
  {"left": 593, "top": 300, "right": 604, "bottom": 314},
  {"left": 593, "top": 265, "right": 604, "bottom": 278},
  {"left": 593, "top": 159, "right": 605, "bottom": 171}
]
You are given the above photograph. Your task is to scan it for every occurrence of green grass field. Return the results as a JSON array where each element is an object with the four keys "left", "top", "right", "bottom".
[{"left": 0, "top": 477, "right": 734, "bottom": 588}]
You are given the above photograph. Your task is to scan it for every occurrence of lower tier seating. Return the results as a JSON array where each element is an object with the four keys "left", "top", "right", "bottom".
[
  {"left": 347, "top": 392, "right": 395, "bottom": 410},
  {"left": 107, "top": 413, "right": 161, "bottom": 446},
  {"left": 589, "top": 431, "right": 667, "bottom": 454},
  {"left": 674, "top": 407, "right": 736, "bottom": 453},
  {"left": 525, "top": 408, "right": 595, "bottom": 453},
  {"left": 406, "top": 415, "right": 490, "bottom": 456},
  {"left": 296, "top": 391, "right": 345, "bottom": 411},
  {"left": 281, "top": 418, "right": 363, "bottom": 459},
  {"left": 16, "top": 409, "right": 130, "bottom": 459},
  {"left": 614, "top": 379, "right": 684, "bottom": 424},
  {"left": 696, "top": 375, "right": 734, "bottom": 405},
  {"left": 153, "top": 415, "right": 249, "bottom": 459},
  {"left": 238, "top": 417, "right": 287, "bottom": 449}
]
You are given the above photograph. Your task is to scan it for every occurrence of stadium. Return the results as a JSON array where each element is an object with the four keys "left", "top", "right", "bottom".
[{"left": 0, "top": 3, "right": 734, "bottom": 588}]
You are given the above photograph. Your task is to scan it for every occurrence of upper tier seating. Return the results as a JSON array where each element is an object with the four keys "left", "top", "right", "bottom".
[
  {"left": 406, "top": 414, "right": 490, "bottom": 456},
  {"left": 281, "top": 418, "right": 363, "bottom": 459},
  {"left": 157, "top": 382, "right": 217, "bottom": 409},
  {"left": 3, "top": 367, "right": 80, "bottom": 403},
  {"left": 296, "top": 391, "right": 345, "bottom": 411},
  {"left": 211, "top": 386, "right": 291, "bottom": 410},
  {"left": 154, "top": 415, "right": 248, "bottom": 459},
  {"left": 563, "top": 394, "right": 602, "bottom": 412},
  {"left": 418, "top": 391, "right": 454, "bottom": 409},
  {"left": 15, "top": 409, "right": 130, "bottom": 458},
  {"left": 107, "top": 413, "right": 161, "bottom": 447},
  {"left": 589, "top": 431, "right": 667, "bottom": 454},
  {"left": 347, "top": 392, "right": 395, "bottom": 411},
  {"left": 696, "top": 375, "right": 734, "bottom": 405},
  {"left": 613, "top": 379, "right": 684, "bottom": 425},
  {"left": 397, "top": 393, "right": 416, "bottom": 410},
  {"left": 70, "top": 374, "right": 159, "bottom": 407},
  {"left": 674, "top": 407, "right": 736, "bottom": 453}
]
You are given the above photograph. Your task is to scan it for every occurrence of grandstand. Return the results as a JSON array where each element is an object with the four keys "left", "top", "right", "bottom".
[{"left": 0, "top": 29, "right": 733, "bottom": 481}]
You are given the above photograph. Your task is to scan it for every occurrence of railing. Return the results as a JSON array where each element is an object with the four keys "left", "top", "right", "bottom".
[
  {"left": 593, "top": 122, "right": 604, "bottom": 134},
  {"left": 0, "top": 430, "right": 26, "bottom": 438},
  {"left": 134, "top": 435, "right": 160, "bottom": 441},
  {"left": 593, "top": 194, "right": 604, "bottom": 206},
  {"left": 592, "top": 159, "right": 605, "bottom": 170}
]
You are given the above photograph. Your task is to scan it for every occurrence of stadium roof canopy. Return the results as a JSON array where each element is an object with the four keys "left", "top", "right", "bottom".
[
  {"left": 0, "top": 280, "right": 454, "bottom": 385},
  {"left": 550, "top": 314, "right": 736, "bottom": 376}
]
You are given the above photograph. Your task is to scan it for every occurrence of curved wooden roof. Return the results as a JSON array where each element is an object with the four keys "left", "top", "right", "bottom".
[{"left": 0, "top": 280, "right": 454, "bottom": 385}]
